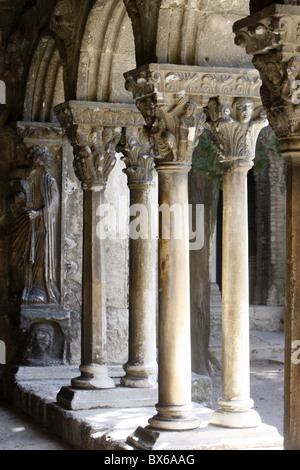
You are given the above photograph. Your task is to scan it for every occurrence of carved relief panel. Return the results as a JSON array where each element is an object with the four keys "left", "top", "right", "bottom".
[{"left": 6, "top": 122, "right": 81, "bottom": 366}]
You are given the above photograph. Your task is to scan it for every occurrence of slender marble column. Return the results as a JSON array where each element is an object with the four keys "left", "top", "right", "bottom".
[
  {"left": 125, "top": 84, "right": 205, "bottom": 430},
  {"left": 148, "top": 161, "right": 199, "bottom": 430},
  {"left": 234, "top": 3, "right": 300, "bottom": 447},
  {"left": 120, "top": 128, "right": 158, "bottom": 388},
  {"left": 71, "top": 181, "right": 115, "bottom": 389},
  {"left": 55, "top": 103, "right": 122, "bottom": 391},
  {"left": 206, "top": 98, "right": 268, "bottom": 428}
]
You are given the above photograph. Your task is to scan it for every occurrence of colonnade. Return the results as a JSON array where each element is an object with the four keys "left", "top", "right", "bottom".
[{"left": 49, "top": 61, "right": 272, "bottom": 436}]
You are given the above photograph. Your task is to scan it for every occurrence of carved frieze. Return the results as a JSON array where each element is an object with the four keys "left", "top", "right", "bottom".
[
  {"left": 205, "top": 97, "right": 269, "bottom": 163},
  {"left": 124, "top": 64, "right": 262, "bottom": 102}
]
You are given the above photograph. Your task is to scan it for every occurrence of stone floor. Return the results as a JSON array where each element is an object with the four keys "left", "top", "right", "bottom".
[{"left": 0, "top": 329, "right": 285, "bottom": 451}]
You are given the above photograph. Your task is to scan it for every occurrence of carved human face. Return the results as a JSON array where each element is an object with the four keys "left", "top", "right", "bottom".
[
  {"left": 208, "top": 99, "right": 219, "bottom": 122},
  {"left": 31, "top": 324, "right": 54, "bottom": 355},
  {"left": 236, "top": 99, "right": 253, "bottom": 124},
  {"left": 184, "top": 102, "right": 195, "bottom": 117}
]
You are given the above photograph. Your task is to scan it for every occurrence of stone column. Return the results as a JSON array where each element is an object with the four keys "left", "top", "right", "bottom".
[
  {"left": 54, "top": 102, "right": 122, "bottom": 393},
  {"left": 125, "top": 68, "right": 207, "bottom": 430},
  {"left": 119, "top": 127, "right": 157, "bottom": 388},
  {"left": 234, "top": 3, "right": 300, "bottom": 448},
  {"left": 206, "top": 98, "right": 268, "bottom": 428}
]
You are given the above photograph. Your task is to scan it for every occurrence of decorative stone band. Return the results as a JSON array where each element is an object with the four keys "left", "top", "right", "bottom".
[
  {"left": 124, "top": 63, "right": 262, "bottom": 103},
  {"left": 54, "top": 101, "right": 146, "bottom": 188},
  {"left": 16, "top": 121, "right": 64, "bottom": 145}
]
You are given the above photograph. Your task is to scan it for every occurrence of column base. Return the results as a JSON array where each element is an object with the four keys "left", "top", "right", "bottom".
[
  {"left": 71, "top": 364, "right": 115, "bottom": 390},
  {"left": 148, "top": 404, "right": 200, "bottom": 431},
  {"left": 56, "top": 384, "right": 158, "bottom": 411},
  {"left": 210, "top": 397, "right": 261, "bottom": 429},
  {"left": 120, "top": 363, "right": 157, "bottom": 389}
]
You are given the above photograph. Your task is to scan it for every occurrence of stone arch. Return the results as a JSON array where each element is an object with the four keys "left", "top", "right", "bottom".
[
  {"left": 23, "top": 35, "right": 65, "bottom": 122},
  {"left": 77, "top": 0, "right": 136, "bottom": 103}
]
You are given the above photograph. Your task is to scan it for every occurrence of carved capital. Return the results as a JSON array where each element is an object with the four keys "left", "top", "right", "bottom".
[
  {"left": 205, "top": 97, "right": 269, "bottom": 163},
  {"left": 119, "top": 127, "right": 155, "bottom": 185},
  {"left": 234, "top": 5, "right": 300, "bottom": 144},
  {"left": 234, "top": 5, "right": 300, "bottom": 57},
  {"left": 54, "top": 101, "right": 131, "bottom": 189},
  {"left": 124, "top": 64, "right": 265, "bottom": 167}
]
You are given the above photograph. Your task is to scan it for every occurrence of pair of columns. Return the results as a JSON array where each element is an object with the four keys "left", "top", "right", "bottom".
[
  {"left": 55, "top": 63, "right": 267, "bottom": 430},
  {"left": 233, "top": 3, "right": 300, "bottom": 450}
]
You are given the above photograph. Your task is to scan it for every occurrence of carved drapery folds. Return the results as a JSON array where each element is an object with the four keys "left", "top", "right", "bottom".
[{"left": 9, "top": 144, "right": 60, "bottom": 305}]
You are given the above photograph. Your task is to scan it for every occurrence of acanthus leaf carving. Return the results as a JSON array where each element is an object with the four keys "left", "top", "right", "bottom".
[
  {"left": 205, "top": 97, "right": 269, "bottom": 163},
  {"left": 119, "top": 127, "right": 155, "bottom": 185}
]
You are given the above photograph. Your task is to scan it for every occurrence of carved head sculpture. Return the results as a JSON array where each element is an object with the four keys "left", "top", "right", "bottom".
[
  {"left": 29, "top": 323, "right": 54, "bottom": 358},
  {"left": 207, "top": 99, "right": 220, "bottom": 122},
  {"left": 28, "top": 145, "right": 52, "bottom": 172},
  {"left": 235, "top": 98, "right": 254, "bottom": 124}
]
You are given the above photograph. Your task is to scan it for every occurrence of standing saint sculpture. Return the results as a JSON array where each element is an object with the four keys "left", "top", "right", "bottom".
[{"left": 9, "top": 145, "right": 59, "bottom": 304}]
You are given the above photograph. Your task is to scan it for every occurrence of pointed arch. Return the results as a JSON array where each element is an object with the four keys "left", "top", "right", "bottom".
[
  {"left": 77, "top": 0, "right": 136, "bottom": 103},
  {"left": 23, "top": 35, "right": 65, "bottom": 122}
]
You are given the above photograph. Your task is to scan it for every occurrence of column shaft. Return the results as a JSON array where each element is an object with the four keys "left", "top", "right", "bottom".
[
  {"left": 210, "top": 160, "right": 261, "bottom": 428},
  {"left": 284, "top": 155, "right": 300, "bottom": 450},
  {"left": 148, "top": 164, "right": 199, "bottom": 430},
  {"left": 121, "top": 182, "right": 157, "bottom": 387},
  {"left": 72, "top": 186, "right": 115, "bottom": 389}
]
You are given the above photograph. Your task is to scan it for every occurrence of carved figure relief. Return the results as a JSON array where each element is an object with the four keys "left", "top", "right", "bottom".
[
  {"left": 9, "top": 145, "right": 60, "bottom": 304},
  {"left": 71, "top": 127, "right": 120, "bottom": 188},
  {"left": 205, "top": 97, "right": 268, "bottom": 162},
  {"left": 142, "top": 96, "right": 206, "bottom": 164}
]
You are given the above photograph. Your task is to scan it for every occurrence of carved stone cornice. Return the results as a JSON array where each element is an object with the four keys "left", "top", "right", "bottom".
[
  {"left": 124, "top": 64, "right": 262, "bottom": 103},
  {"left": 16, "top": 122, "right": 64, "bottom": 145},
  {"left": 119, "top": 127, "right": 155, "bottom": 185},
  {"left": 205, "top": 97, "right": 269, "bottom": 164},
  {"left": 54, "top": 101, "right": 144, "bottom": 189},
  {"left": 233, "top": 5, "right": 300, "bottom": 144}
]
